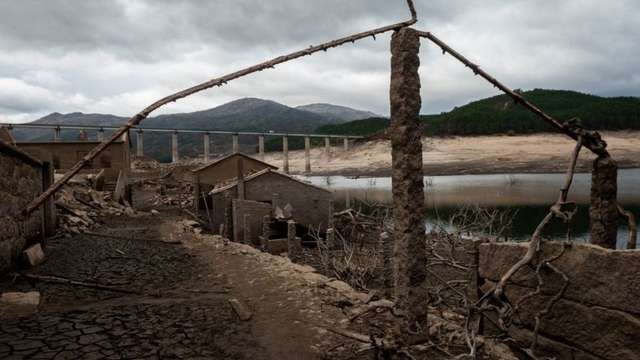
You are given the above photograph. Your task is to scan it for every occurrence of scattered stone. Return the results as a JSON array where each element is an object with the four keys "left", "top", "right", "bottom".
[
  {"left": 0, "top": 291, "right": 41, "bottom": 307},
  {"left": 23, "top": 244, "right": 45, "bottom": 267},
  {"left": 228, "top": 298, "right": 252, "bottom": 321}
]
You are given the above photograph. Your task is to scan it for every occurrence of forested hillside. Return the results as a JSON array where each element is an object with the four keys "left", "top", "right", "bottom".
[{"left": 313, "top": 89, "right": 640, "bottom": 140}]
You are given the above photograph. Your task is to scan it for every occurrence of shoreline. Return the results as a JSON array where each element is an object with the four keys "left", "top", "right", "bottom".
[{"left": 264, "top": 131, "right": 640, "bottom": 178}]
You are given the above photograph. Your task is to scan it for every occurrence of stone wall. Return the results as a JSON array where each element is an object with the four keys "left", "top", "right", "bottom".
[
  {"left": 0, "top": 142, "right": 44, "bottom": 274},
  {"left": 17, "top": 141, "right": 130, "bottom": 181},
  {"left": 478, "top": 241, "right": 640, "bottom": 359}
]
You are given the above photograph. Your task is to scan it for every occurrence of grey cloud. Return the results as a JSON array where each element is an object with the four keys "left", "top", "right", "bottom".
[{"left": 0, "top": 0, "right": 638, "bottom": 122}]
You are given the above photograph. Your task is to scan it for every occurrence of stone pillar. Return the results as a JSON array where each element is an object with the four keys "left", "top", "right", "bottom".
[
  {"left": 304, "top": 136, "right": 311, "bottom": 174},
  {"left": 590, "top": 155, "right": 619, "bottom": 249},
  {"left": 232, "top": 134, "right": 239, "bottom": 153},
  {"left": 258, "top": 135, "right": 265, "bottom": 160},
  {"left": 136, "top": 130, "right": 144, "bottom": 157},
  {"left": 324, "top": 137, "right": 331, "bottom": 161},
  {"left": 97, "top": 128, "right": 105, "bottom": 142},
  {"left": 287, "top": 220, "right": 302, "bottom": 262},
  {"left": 282, "top": 135, "right": 289, "bottom": 174},
  {"left": 390, "top": 27, "right": 427, "bottom": 334},
  {"left": 54, "top": 126, "right": 61, "bottom": 142},
  {"left": 171, "top": 131, "right": 179, "bottom": 163},
  {"left": 203, "top": 133, "right": 210, "bottom": 162},
  {"left": 42, "top": 161, "right": 57, "bottom": 238},
  {"left": 343, "top": 138, "right": 349, "bottom": 152}
]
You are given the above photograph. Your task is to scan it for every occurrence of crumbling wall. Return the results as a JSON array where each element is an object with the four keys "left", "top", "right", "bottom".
[
  {"left": 17, "top": 141, "right": 130, "bottom": 181},
  {"left": 478, "top": 241, "right": 640, "bottom": 360},
  {"left": 0, "top": 142, "right": 44, "bottom": 274}
]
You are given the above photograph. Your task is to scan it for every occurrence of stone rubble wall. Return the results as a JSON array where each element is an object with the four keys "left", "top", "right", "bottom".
[
  {"left": 0, "top": 143, "right": 44, "bottom": 274},
  {"left": 478, "top": 241, "right": 640, "bottom": 359}
]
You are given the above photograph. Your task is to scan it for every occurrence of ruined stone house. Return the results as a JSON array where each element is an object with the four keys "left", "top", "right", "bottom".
[
  {"left": 0, "top": 140, "right": 55, "bottom": 274},
  {"left": 191, "top": 152, "right": 277, "bottom": 211},
  {"left": 208, "top": 168, "right": 332, "bottom": 245},
  {"left": 16, "top": 136, "right": 131, "bottom": 182}
]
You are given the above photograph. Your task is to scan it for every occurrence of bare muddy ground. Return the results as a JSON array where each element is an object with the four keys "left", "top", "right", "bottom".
[
  {"left": 0, "top": 209, "right": 393, "bottom": 359},
  {"left": 263, "top": 131, "right": 640, "bottom": 177}
]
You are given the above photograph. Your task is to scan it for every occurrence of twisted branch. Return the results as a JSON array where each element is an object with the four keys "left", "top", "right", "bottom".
[{"left": 23, "top": 0, "right": 418, "bottom": 216}]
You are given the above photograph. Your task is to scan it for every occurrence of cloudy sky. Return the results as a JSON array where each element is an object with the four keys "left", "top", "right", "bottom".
[{"left": 0, "top": 0, "right": 638, "bottom": 123}]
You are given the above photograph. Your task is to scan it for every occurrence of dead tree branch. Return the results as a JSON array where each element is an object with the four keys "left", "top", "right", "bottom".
[
  {"left": 617, "top": 204, "right": 637, "bottom": 249},
  {"left": 22, "top": 0, "right": 418, "bottom": 216}
]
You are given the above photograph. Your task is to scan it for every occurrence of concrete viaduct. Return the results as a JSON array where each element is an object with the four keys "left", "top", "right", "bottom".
[{"left": 1, "top": 123, "right": 363, "bottom": 174}]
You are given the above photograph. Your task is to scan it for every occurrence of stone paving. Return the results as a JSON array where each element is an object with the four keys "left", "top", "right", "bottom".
[{"left": 0, "top": 212, "right": 265, "bottom": 360}]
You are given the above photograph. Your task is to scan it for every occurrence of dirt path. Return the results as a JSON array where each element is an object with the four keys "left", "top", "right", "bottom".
[
  {"left": 263, "top": 131, "right": 640, "bottom": 177},
  {"left": 0, "top": 210, "right": 368, "bottom": 359}
]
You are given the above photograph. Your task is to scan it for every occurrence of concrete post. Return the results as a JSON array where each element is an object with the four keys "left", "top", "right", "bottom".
[
  {"left": 590, "top": 155, "right": 619, "bottom": 249},
  {"left": 325, "top": 137, "right": 331, "bottom": 161},
  {"left": 193, "top": 172, "right": 201, "bottom": 212},
  {"left": 136, "top": 130, "right": 144, "bottom": 157},
  {"left": 390, "top": 27, "right": 427, "bottom": 335},
  {"left": 54, "top": 126, "right": 61, "bottom": 142},
  {"left": 97, "top": 128, "right": 105, "bottom": 142},
  {"left": 287, "top": 220, "right": 302, "bottom": 262},
  {"left": 232, "top": 134, "right": 239, "bottom": 153},
  {"left": 171, "top": 131, "right": 179, "bottom": 163},
  {"left": 258, "top": 135, "right": 265, "bottom": 160},
  {"left": 282, "top": 135, "right": 289, "bottom": 174},
  {"left": 203, "top": 133, "right": 210, "bottom": 162},
  {"left": 304, "top": 136, "right": 311, "bottom": 174},
  {"left": 343, "top": 138, "right": 349, "bottom": 152},
  {"left": 42, "top": 161, "right": 56, "bottom": 238}
]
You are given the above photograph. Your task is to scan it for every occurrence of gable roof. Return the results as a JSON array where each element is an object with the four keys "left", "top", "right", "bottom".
[
  {"left": 209, "top": 168, "right": 331, "bottom": 195},
  {"left": 192, "top": 152, "right": 278, "bottom": 173}
]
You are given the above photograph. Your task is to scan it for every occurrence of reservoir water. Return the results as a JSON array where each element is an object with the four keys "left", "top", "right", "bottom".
[{"left": 303, "top": 169, "right": 640, "bottom": 249}]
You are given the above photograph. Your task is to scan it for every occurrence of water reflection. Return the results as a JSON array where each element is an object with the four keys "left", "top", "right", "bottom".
[{"left": 303, "top": 169, "right": 640, "bottom": 249}]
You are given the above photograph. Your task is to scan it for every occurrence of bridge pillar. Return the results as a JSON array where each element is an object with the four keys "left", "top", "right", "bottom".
[
  {"left": 203, "top": 133, "right": 210, "bottom": 162},
  {"left": 324, "top": 137, "right": 331, "bottom": 162},
  {"left": 304, "top": 136, "right": 311, "bottom": 174},
  {"left": 97, "top": 128, "right": 105, "bottom": 142},
  {"left": 54, "top": 126, "right": 61, "bottom": 142},
  {"left": 282, "top": 135, "right": 289, "bottom": 174},
  {"left": 171, "top": 131, "right": 179, "bottom": 163},
  {"left": 232, "top": 134, "right": 239, "bottom": 153},
  {"left": 136, "top": 130, "right": 144, "bottom": 157},
  {"left": 258, "top": 135, "right": 265, "bottom": 160},
  {"left": 343, "top": 137, "right": 349, "bottom": 152}
]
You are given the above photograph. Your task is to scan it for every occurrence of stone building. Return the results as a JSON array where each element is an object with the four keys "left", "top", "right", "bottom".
[
  {"left": 191, "top": 152, "right": 277, "bottom": 211},
  {"left": 209, "top": 168, "right": 332, "bottom": 244},
  {"left": 16, "top": 137, "right": 131, "bottom": 182},
  {"left": 0, "top": 140, "right": 55, "bottom": 274}
]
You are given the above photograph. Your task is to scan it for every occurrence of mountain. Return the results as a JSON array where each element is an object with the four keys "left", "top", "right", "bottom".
[
  {"left": 10, "top": 98, "right": 373, "bottom": 162},
  {"left": 314, "top": 89, "right": 640, "bottom": 138},
  {"left": 295, "top": 103, "right": 379, "bottom": 122}
]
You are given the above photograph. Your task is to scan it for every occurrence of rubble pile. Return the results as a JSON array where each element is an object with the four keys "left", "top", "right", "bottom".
[
  {"left": 148, "top": 181, "right": 194, "bottom": 208},
  {"left": 56, "top": 185, "right": 136, "bottom": 234}
]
